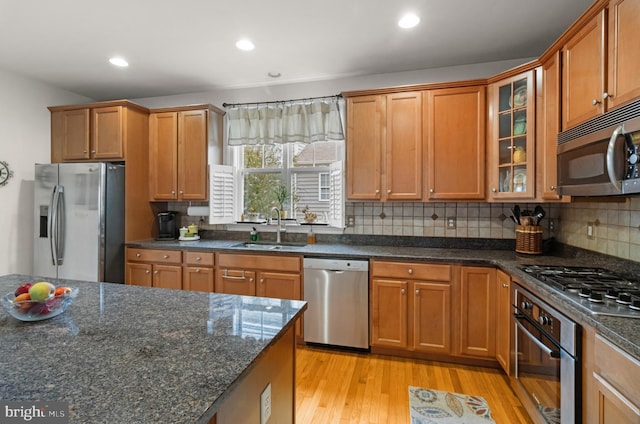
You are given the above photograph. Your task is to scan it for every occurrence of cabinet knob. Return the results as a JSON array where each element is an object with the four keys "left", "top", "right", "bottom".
[
  {"left": 179, "top": 190, "right": 183, "bottom": 194},
  {"left": 502, "top": 283, "right": 509, "bottom": 288},
  {"left": 196, "top": 257, "right": 201, "bottom": 261},
  {"left": 415, "top": 289, "right": 420, "bottom": 295},
  {"left": 260, "top": 278, "right": 264, "bottom": 284},
  {"left": 491, "top": 188, "right": 497, "bottom": 193},
  {"left": 550, "top": 185, "right": 556, "bottom": 191},
  {"left": 375, "top": 189, "right": 380, "bottom": 194},
  {"left": 163, "top": 255, "right": 169, "bottom": 259},
  {"left": 592, "top": 99, "right": 601, "bottom": 105},
  {"left": 429, "top": 188, "right": 434, "bottom": 193},
  {"left": 154, "top": 270, "right": 158, "bottom": 275},
  {"left": 249, "top": 278, "right": 254, "bottom": 283},
  {"left": 387, "top": 189, "right": 392, "bottom": 194},
  {"left": 91, "top": 150, "right": 96, "bottom": 154},
  {"left": 171, "top": 191, "right": 175, "bottom": 195},
  {"left": 136, "top": 253, "right": 141, "bottom": 258},
  {"left": 145, "top": 270, "right": 150, "bottom": 274},
  {"left": 603, "top": 92, "right": 612, "bottom": 99},
  {"left": 196, "top": 269, "right": 200, "bottom": 273},
  {"left": 407, "top": 268, "right": 413, "bottom": 275},
  {"left": 401, "top": 288, "right": 406, "bottom": 295}
]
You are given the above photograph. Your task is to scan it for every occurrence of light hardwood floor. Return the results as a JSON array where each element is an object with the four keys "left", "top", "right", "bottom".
[{"left": 296, "top": 345, "right": 533, "bottom": 423}]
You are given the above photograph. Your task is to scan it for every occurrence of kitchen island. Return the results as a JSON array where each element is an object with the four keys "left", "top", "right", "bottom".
[{"left": 0, "top": 274, "right": 306, "bottom": 423}]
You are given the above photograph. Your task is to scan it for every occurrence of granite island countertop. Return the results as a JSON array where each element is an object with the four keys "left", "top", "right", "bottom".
[
  {"left": 128, "top": 237, "right": 640, "bottom": 361},
  {"left": 0, "top": 274, "right": 306, "bottom": 423}
]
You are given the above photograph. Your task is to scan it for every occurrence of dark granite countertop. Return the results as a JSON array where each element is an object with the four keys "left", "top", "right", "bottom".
[
  {"left": 0, "top": 274, "right": 306, "bottom": 423},
  {"left": 128, "top": 237, "right": 640, "bottom": 361}
]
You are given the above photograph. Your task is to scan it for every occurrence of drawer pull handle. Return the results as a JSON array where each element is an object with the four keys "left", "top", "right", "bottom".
[
  {"left": 163, "top": 255, "right": 169, "bottom": 259},
  {"left": 136, "top": 253, "right": 141, "bottom": 257},
  {"left": 196, "top": 257, "right": 201, "bottom": 261},
  {"left": 408, "top": 268, "right": 413, "bottom": 275},
  {"left": 223, "top": 269, "right": 247, "bottom": 280}
]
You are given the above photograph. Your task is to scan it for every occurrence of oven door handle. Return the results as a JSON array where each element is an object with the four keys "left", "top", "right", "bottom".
[{"left": 515, "top": 318, "right": 561, "bottom": 359}]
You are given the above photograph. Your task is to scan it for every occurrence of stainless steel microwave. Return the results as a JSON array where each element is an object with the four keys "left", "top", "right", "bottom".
[{"left": 557, "top": 101, "right": 640, "bottom": 197}]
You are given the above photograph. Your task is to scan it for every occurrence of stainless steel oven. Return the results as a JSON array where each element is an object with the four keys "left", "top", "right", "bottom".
[{"left": 513, "top": 283, "right": 581, "bottom": 424}]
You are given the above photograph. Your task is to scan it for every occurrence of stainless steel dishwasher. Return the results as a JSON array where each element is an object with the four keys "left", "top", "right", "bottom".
[{"left": 303, "top": 258, "right": 369, "bottom": 349}]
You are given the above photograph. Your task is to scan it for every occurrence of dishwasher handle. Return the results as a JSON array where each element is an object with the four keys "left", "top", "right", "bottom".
[{"left": 303, "top": 258, "right": 369, "bottom": 272}]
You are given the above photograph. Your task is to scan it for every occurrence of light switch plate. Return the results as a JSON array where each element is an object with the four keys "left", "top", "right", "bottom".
[{"left": 261, "top": 383, "right": 271, "bottom": 424}]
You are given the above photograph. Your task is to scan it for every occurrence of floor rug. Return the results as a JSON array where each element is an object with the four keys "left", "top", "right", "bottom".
[{"left": 409, "top": 386, "right": 496, "bottom": 424}]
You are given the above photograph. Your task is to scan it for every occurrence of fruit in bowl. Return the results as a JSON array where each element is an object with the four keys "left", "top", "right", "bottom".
[{"left": 1, "top": 281, "right": 79, "bottom": 322}]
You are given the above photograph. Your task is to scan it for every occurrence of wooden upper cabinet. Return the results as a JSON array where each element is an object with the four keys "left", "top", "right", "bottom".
[
  {"left": 487, "top": 70, "right": 536, "bottom": 200},
  {"left": 562, "top": 0, "right": 640, "bottom": 130},
  {"left": 539, "top": 53, "right": 565, "bottom": 201},
  {"left": 424, "top": 86, "right": 486, "bottom": 200},
  {"left": 178, "top": 109, "right": 208, "bottom": 200},
  {"left": 149, "top": 105, "right": 224, "bottom": 201},
  {"left": 59, "top": 109, "right": 91, "bottom": 161},
  {"left": 562, "top": 10, "right": 606, "bottom": 130},
  {"left": 607, "top": 0, "right": 640, "bottom": 109},
  {"left": 149, "top": 112, "right": 179, "bottom": 200},
  {"left": 385, "top": 91, "right": 422, "bottom": 200},
  {"left": 346, "top": 95, "right": 383, "bottom": 200},
  {"left": 346, "top": 91, "right": 422, "bottom": 201},
  {"left": 92, "top": 106, "right": 124, "bottom": 159},
  {"left": 49, "top": 100, "right": 149, "bottom": 164}
]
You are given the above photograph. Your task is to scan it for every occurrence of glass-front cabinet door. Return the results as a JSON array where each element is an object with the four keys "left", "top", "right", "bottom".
[{"left": 488, "top": 70, "right": 535, "bottom": 200}]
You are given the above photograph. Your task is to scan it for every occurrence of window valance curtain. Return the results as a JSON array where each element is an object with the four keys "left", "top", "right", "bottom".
[{"left": 226, "top": 96, "right": 344, "bottom": 145}]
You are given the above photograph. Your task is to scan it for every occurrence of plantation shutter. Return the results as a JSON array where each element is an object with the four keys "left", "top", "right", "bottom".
[
  {"left": 209, "top": 165, "right": 237, "bottom": 224},
  {"left": 328, "top": 161, "right": 344, "bottom": 228}
]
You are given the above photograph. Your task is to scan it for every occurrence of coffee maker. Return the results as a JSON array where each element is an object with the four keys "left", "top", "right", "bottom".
[{"left": 157, "top": 211, "right": 178, "bottom": 240}]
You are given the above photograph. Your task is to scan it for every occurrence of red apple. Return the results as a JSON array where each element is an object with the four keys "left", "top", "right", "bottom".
[{"left": 14, "top": 283, "right": 33, "bottom": 297}]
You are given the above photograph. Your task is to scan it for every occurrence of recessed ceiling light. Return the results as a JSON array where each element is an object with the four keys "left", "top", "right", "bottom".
[
  {"left": 109, "top": 57, "right": 129, "bottom": 67},
  {"left": 236, "top": 39, "right": 255, "bottom": 51},
  {"left": 398, "top": 13, "right": 420, "bottom": 29},
  {"left": 268, "top": 72, "right": 281, "bottom": 78}
]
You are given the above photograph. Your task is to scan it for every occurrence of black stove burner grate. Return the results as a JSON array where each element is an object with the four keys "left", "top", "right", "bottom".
[{"left": 521, "top": 264, "right": 640, "bottom": 317}]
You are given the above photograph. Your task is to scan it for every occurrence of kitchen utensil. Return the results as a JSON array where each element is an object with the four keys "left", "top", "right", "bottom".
[
  {"left": 513, "top": 205, "right": 521, "bottom": 224},
  {"left": 509, "top": 208, "right": 518, "bottom": 224},
  {"left": 534, "top": 205, "right": 546, "bottom": 225}
]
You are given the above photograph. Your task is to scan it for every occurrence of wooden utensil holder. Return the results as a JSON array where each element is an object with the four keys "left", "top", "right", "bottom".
[{"left": 515, "top": 225, "right": 543, "bottom": 254}]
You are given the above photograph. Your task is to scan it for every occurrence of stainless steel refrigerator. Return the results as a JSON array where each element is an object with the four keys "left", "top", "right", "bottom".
[{"left": 33, "top": 163, "right": 125, "bottom": 283}]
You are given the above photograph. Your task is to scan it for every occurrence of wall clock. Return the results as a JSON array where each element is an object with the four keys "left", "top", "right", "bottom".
[{"left": 0, "top": 161, "right": 14, "bottom": 187}]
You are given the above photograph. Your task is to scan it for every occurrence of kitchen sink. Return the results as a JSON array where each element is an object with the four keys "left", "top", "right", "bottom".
[{"left": 232, "top": 242, "right": 307, "bottom": 250}]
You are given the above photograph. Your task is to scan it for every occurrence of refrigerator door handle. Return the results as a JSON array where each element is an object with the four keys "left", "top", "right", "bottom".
[
  {"left": 48, "top": 186, "right": 59, "bottom": 266},
  {"left": 56, "top": 186, "right": 66, "bottom": 265}
]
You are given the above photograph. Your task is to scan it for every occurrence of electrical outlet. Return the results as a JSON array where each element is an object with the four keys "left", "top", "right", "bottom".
[
  {"left": 346, "top": 215, "right": 355, "bottom": 227},
  {"left": 587, "top": 222, "right": 595, "bottom": 239},
  {"left": 261, "top": 383, "right": 271, "bottom": 424},
  {"left": 549, "top": 219, "right": 555, "bottom": 232},
  {"left": 447, "top": 217, "right": 456, "bottom": 229}
]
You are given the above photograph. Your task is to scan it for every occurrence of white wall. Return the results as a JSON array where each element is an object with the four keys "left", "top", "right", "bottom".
[
  {"left": 132, "top": 58, "right": 533, "bottom": 108},
  {"left": 0, "top": 68, "right": 91, "bottom": 275}
]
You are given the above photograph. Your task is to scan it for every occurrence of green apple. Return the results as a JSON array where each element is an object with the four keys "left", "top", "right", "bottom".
[{"left": 28, "top": 281, "right": 55, "bottom": 302}]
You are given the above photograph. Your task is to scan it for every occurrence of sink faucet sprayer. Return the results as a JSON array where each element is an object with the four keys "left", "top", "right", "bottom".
[{"left": 270, "top": 206, "right": 283, "bottom": 243}]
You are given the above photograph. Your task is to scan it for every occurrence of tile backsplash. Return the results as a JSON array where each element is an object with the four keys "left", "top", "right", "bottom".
[
  {"left": 170, "top": 197, "right": 640, "bottom": 263},
  {"left": 343, "top": 202, "right": 560, "bottom": 240}
]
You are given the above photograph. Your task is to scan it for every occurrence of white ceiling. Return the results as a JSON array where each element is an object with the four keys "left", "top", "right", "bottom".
[{"left": 0, "top": 0, "right": 594, "bottom": 101}]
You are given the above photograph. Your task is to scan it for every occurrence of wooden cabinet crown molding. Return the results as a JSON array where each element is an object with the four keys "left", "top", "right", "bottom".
[
  {"left": 149, "top": 103, "right": 225, "bottom": 116},
  {"left": 48, "top": 99, "right": 149, "bottom": 114},
  {"left": 342, "top": 78, "right": 487, "bottom": 98}
]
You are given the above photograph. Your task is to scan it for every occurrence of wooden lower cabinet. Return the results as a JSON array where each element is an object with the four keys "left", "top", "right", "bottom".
[
  {"left": 126, "top": 247, "right": 183, "bottom": 289},
  {"left": 370, "top": 261, "right": 452, "bottom": 355},
  {"left": 458, "top": 266, "right": 496, "bottom": 358},
  {"left": 495, "top": 269, "right": 512, "bottom": 374},
  {"left": 183, "top": 251, "right": 215, "bottom": 292},
  {"left": 583, "top": 326, "right": 640, "bottom": 424}
]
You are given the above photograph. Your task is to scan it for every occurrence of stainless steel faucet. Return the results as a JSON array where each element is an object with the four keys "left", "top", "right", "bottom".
[{"left": 270, "top": 206, "right": 282, "bottom": 243}]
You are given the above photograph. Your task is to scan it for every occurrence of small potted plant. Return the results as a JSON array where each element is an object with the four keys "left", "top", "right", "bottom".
[
  {"left": 274, "top": 183, "right": 291, "bottom": 219},
  {"left": 301, "top": 205, "right": 317, "bottom": 223}
]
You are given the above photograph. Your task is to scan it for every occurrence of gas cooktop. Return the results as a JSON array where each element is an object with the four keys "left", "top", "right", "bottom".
[{"left": 520, "top": 265, "right": 640, "bottom": 318}]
